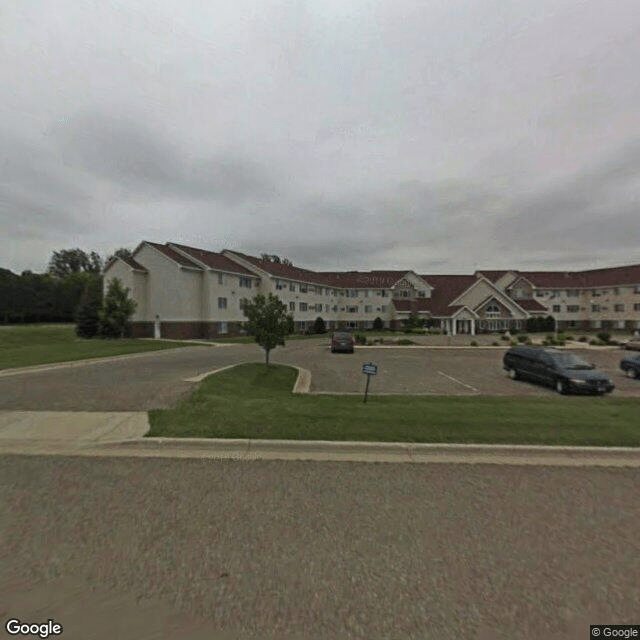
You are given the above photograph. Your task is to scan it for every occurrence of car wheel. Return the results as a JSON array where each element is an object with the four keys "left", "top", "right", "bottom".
[
  {"left": 630, "top": 368, "right": 638, "bottom": 379},
  {"left": 508, "top": 368, "right": 518, "bottom": 380},
  {"left": 556, "top": 379, "right": 567, "bottom": 395}
]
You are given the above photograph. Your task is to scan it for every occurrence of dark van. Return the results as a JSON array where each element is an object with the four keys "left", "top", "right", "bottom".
[{"left": 503, "top": 346, "right": 614, "bottom": 395}]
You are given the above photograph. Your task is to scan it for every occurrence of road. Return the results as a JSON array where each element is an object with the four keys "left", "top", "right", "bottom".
[{"left": 1, "top": 455, "right": 638, "bottom": 639}]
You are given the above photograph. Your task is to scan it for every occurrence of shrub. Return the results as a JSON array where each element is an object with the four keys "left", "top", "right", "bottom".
[
  {"left": 590, "top": 339, "right": 603, "bottom": 346},
  {"left": 501, "top": 335, "right": 510, "bottom": 341},
  {"left": 470, "top": 340, "right": 478, "bottom": 346},
  {"left": 565, "top": 334, "right": 574, "bottom": 341},
  {"left": 578, "top": 336, "right": 588, "bottom": 342},
  {"left": 510, "top": 340, "right": 518, "bottom": 347},
  {"left": 312, "top": 317, "right": 326, "bottom": 334},
  {"left": 491, "top": 341, "right": 499, "bottom": 346},
  {"left": 597, "top": 332, "right": 611, "bottom": 344},
  {"left": 517, "top": 334, "right": 528, "bottom": 343},
  {"left": 354, "top": 333, "right": 367, "bottom": 345},
  {"left": 397, "top": 338, "right": 415, "bottom": 345},
  {"left": 372, "top": 317, "right": 384, "bottom": 331}
]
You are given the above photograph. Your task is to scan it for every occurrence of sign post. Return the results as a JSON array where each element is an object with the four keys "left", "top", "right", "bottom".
[{"left": 361, "top": 362, "right": 378, "bottom": 403}]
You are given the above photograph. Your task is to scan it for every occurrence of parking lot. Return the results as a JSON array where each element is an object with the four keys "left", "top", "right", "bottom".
[
  {"left": 276, "top": 340, "right": 640, "bottom": 397},
  {"left": 1, "top": 338, "right": 639, "bottom": 411}
]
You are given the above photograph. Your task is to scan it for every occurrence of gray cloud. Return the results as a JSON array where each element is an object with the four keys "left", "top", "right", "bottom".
[{"left": 2, "top": 0, "right": 640, "bottom": 273}]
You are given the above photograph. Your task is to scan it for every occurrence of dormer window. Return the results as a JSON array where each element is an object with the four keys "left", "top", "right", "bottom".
[{"left": 486, "top": 303, "right": 500, "bottom": 318}]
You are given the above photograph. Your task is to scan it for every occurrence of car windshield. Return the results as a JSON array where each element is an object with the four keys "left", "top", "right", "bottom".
[
  {"left": 550, "top": 353, "right": 594, "bottom": 369},
  {"left": 333, "top": 333, "right": 351, "bottom": 339}
]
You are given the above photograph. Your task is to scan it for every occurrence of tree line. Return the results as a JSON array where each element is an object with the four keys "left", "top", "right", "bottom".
[{"left": 0, "top": 247, "right": 133, "bottom": 327}]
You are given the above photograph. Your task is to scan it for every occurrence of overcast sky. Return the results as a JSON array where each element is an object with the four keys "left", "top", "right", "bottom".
[{"left": 2, "top": 0, "right": 640, "bottom": 274}]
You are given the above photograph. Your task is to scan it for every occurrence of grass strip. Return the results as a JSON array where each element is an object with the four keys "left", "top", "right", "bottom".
[
  {"left": 148, "top": 363, "right": 640, "bottom": 446},
  {"left": 0, "top": 324, "right": 201, "bottom": 370}
]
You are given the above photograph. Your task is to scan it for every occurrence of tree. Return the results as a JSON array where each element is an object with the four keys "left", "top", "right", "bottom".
[
  {"left": 75, "top": 278, "right": 103, "bottom": 338},
  {"left": 106, "top": 247, "right": 134, "bottom": 265},
  {"left": 241, "top": 293, "right": 293, "bottom": 365},
  {"left": 312, "top": 316, "right": 326, "bottom": 334},
  {"left": 372, "top": 317, "right": 384, "bottom": 331},
  {"left": 48, "top": 248, "right": 102, "bottom": 279},
  {"left": 99, "top": 278, "right": 137, "bottom": 338}
]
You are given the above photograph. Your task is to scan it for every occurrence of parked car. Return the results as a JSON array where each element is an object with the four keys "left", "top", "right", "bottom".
[
  {"left": 331, "top": 331, "right": 355, "bottom": 353},
  {"left": 503, "top": 346, "right": 614, "bottom": 395},
  {"left": 620, "top": 353, "right": 640, "bottom": 378}
]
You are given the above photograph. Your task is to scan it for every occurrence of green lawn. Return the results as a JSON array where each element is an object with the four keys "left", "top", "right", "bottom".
[
  {"left": 0, "top": 324, "right": 201, "bottom": 370},
  {"left": 148, "top": 363, "right": 640, "bottom": 446}
]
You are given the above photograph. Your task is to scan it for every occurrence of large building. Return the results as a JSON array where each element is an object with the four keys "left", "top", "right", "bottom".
[{"left": 103, "top": 241, "right": 640, "bottom": 339}]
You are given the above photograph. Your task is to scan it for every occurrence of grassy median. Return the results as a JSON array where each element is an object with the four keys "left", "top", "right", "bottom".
[
  {"left": 0, "top": 324, "right": 201, "bottom": 370},
  {"left": 147, "top": 363, "right": 640, "bottom": 446}
]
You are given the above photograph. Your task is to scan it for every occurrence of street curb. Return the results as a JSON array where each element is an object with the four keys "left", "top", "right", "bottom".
[{"left": 92, "top": 437, "right": 640, "bottom": 466}]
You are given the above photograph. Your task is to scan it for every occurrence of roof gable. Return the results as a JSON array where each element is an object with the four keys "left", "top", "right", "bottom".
[{"left": 168, "top": 243, "right": 257, "bottom": 276}]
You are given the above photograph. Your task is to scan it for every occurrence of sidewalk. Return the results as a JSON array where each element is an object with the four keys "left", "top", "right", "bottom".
[{"left": 1, "top": 411, "right": 639, "bottom": 466}]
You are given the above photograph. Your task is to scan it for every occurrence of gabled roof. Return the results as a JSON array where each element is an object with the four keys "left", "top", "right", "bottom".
[
  {"left": 474, "top": 270, "right": 512, "bottom": 283},
  {"left": 104, "top": 254, "right": 148, "bottom": 273},
  {"left": 516, "top": 298, "right": 548, "bottom": 312},
  {"left": 225, "top": 250, "right": 331, "bottom": 286},
  {"left": 521, "top": 264, "right": 640, "bottom": 288},
  {"left": 417, "top": 275, "right": 478, "bottom": 316},
  {"left": 317, "top": 270, "right": 410, "bottom": 289},
  {"left": 168, "top": 243, "right": 257, "bottom": 276},
  {"left": 143, "top": 242, "right": 203, "bottom": 269}
]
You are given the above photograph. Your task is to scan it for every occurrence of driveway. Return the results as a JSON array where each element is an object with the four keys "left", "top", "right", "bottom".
[{"left": 1, "top": 339, "right": 639, "bottom": 412}]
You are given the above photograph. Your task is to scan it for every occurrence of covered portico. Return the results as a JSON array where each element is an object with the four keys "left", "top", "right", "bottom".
[{"left": 442, "top": 307, "right": 479, "bottom": 336}]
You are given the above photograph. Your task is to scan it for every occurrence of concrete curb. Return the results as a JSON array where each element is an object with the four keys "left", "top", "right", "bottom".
[{"left": 91, "top": 437, "right": 640, "bottom": 466}]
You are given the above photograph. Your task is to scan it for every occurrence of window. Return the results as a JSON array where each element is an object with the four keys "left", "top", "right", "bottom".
[
  {"left": 299, "top": 284, "right": 308, "bottom": 293},
  {"left": 591, "top": 304, "right": 600, "bottom": 312},
  {"left": 332, "top": 305, "right": 338, "bottom": 312},
  {"left": 613, "top": 288, "right": 620, "bottom": 295},
  {"left": 552, "top": 305, "right": 561, "bottom": 313},
  {"left": 635, "top": 286, "right": 640, "bottom": 294},
  {"left": 591, "top": 320, "right": 602, "bottom": 329},
  {"left": 615, "top": 320, "right": 625, "bottom": 329},
  {"left": 486, "top": 304, "right": 500, "bottom": 318},
  {"left": 325, "top": 288, "right": 330, "bottom": 296},
  {"left": 218, "top": 273, "right": 224, "bottom": 285},
  {"left": 365, "top": 305, "right": 372, "bottom": 313},
  {"left": 379, "top": 290, "right": 387, "bottom": 297},
  {"left": 299, "top": 302, "right": 308, "bottom": 311},
  {"left": 381, "top": 305, "right": 387, "bottom": 312},
  {"left": 289, "top": 283, "right": 296, "bottom": 292},
  {"left": 536, "top": 291, "right": 545, "bottom": 297},
  {"left": 325, "top": 304, "right": 330, "bottom": 312},
  {"left": 239, "top": 277, "right": 252, "bottom": 288},
  {"left": 615, "top": 304, "right": 625, "bottom": 312},
  {"left": 363, "top": 290, "right": 369, "bottom": 297},
  {"left": 567, "top": 305, "right": 580, "bottom": 313},
  {"left": 219, "top": 321, "right": 228, "bottom": 334},
  {"left": 239, "top": 297, "right": 248, "bottom": 309},
  {"left": 347, "top": 306, "right": 359, "bottom": 313},
  {"left": 289, "top": 301, "right": 295, "bottom": 312},
  {"left": 218, "top": 297, "right": 227, "bottom": 309},
  {"left": 275, "top": 280, "right": 285, "bottom": 290},
  {"left": 315, "top": 303, "right": 323, "bottom": 312},
  {"left": 417, "top": 291, "right": 426, "bottom": 298},
  {"left": 634, "top": 303, "right": 640, "bottom": 311}
]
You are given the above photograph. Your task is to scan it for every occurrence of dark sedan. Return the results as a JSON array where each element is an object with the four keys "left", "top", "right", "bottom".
[
  {"left": 331, "top": 331, "right": 355, "bottom": 353},
  {"left": 620, "top": 353, "right": 640, "bottom": 378}
]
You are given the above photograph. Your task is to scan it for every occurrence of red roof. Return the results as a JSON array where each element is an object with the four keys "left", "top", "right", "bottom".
[
  {"left": 118, "top": 255, "right": 147, "bottom": 272},
  {"left": 144, "top": 242, "right": 203, "bottom": 269},
  {"left": 515, "top": 298, "right": 548, "bottom": 312},
  {"left": 317, "top": 270, "right": 409, "bottom": 288},
  {"left": 225, "top": 251, "right": 332, "bottom": 286},
  {"left": 474, "top": 270, "right": 512, "bottom": 283},
  {"left": 168, "top": 244, "right": 256, "bottom": 276},
  {"left": 521, "top": 264, "right": 640, "bottom": 288},
  {"left": 417, "top": 275, "right": 478, "bottom": 316}
]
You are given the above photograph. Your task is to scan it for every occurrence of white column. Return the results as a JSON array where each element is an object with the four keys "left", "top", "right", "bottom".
[
  {"left": 452, "top": 318, "right": 457, "bottom": 336},
  {"left": 471, "top": 318, "right": 475, "bottom": 336}
]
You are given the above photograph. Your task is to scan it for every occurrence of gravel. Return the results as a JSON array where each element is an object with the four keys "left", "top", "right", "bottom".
[{"left": 1, "top": 454, "right": 639, "bottom": 639}]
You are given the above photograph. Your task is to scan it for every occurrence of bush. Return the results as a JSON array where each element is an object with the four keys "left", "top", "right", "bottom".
[
  {"left": 565, "top": 334, "right": 574, "bottom": 341},
  {"left": 578, "top": 336, "right": 588, "bottom": 342},
  {"left": 312, "top": 317, "right": 326, "bottom": 334},
  {"left": 470, "top": 340, "right": 478, "bottom": 346},
  {"left": 397, "top": 338, "right": 415, "bottom": 345},
  {"left": 597, "top": 332, "right": 611, "bottom": 344},
  {"left": 516, "top": 334, "right": 528, "bottom": 343},
  {"left": 501, "top": 335, "right": 510, "bottom": 341},
  {"left": 372, "top": 317, "right": 384, "bottom": 331},
  {"left": 354, "top": 333, "right": 367, "bottom": 345},
  {"left": 491, "top": 341, "right": 499, "bottom": 346},
  {"left": 509, "top": 340, "right": 518, "bottom": 346},
  {"left": 590, "top": 339, "right": 604, "bottom": 346}
]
